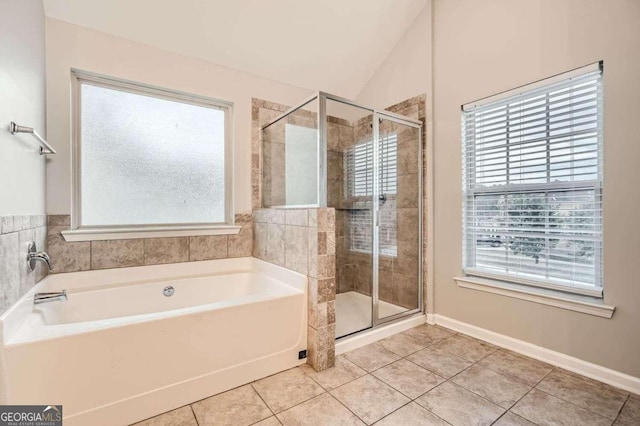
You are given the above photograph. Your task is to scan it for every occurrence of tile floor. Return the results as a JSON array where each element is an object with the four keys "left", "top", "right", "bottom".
[{"left": 132, "top": 324, "right": 639, "bottom": 426}]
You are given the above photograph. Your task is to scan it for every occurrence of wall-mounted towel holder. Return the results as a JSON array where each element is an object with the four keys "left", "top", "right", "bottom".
[{"left": 9, "top": 122, "right": 56, "bottom": 155}]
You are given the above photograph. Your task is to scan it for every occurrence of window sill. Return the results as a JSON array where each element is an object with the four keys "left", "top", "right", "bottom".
[
  {"left": 453, "top": 276, "right": 615, "bottom": 319},
  {"left": 62, "top": 225, "right": 241, "bottom": 242}
]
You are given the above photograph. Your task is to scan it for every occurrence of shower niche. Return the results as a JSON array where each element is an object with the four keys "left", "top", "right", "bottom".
[{"left": 261, "top": 92, "right": 423, "bottom": 339}]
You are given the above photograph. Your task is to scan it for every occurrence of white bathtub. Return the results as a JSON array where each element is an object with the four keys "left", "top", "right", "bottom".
[{"left": 0, "top": 257, "right": 307, "bottom": 426}]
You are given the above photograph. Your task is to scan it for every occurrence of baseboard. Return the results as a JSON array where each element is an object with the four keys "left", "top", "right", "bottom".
[
  {"left": 432, "top": 314, "right": 640, "bottom": 395},
  {"left": 335, "top": 314, "right": 426, "bottom": 355}
]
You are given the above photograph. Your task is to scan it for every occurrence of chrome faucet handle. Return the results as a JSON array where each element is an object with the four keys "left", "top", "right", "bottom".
[{"left": 26, "top": 241, "right": 53, "bottom": 272}]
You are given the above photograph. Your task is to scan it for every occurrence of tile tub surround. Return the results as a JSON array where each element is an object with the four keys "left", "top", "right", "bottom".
[
  {"left": 253, "top": 208, "right": 336, "bottom": 372},
  {"left": 132, "top": 323, "right": 639, "bottom": 426},
  {"left": 45, "top": 214, "right": 253, "bottom": 273},
  {"left": 0, "top": 215, "right": 47, "bottom": 314}
]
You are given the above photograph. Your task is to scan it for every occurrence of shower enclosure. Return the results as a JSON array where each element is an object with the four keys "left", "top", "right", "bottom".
[{"left": 261, "top": 92, "right": 423, "bottom": 339}]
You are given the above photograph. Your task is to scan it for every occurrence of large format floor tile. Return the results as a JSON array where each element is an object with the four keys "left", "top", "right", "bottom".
[
  {"left": 451, "top": 364, "right": 531, "bottom": 408},
  {"left": 131, "top": 406, "right": 197, "bottom": 426},
  {"left": 131, "top": 323, "right": 635, "bottom": 426},
  {"left": 615, "top": 397, "right": 640, "bottom": 425},
  {"left": 406, "top": 345, "right": 473, "bottom": 378},
  {"left": 477, "top": 350, "right": 553, "bottom": 386},
  {"left": 331, "top": 375, "right": 410, "bottom": 424},
  {"left": 377, "top": 331, "right": 427, "bottom": 357},
  {"left": 253, "top": 417, "right": 282, "bottom": 426},
  {"left": 374, "top": 402, "right": 448, "bottom": 426},
  {"left": 301, "top": 356, "right": 367, "bottom": 391},
  {"left": 191, "top": 384, "right": 272, "bottom": 426},
  {"left": 433, "top": 334, "right": 497, "bottom": 363},
  {"left": 415, "top": 382, "right": 504, "bottom": 426},
  {"left": 511, "top": 389, "right": 611, "bottom": 426},
  {"left": 372, "top": 359, "right": 445, "bottom": 399},
  {"left": 493, "top": 412, "right": 537, "bottom": 426},
  {"left": 343, "top": 342, "right": 401, "bottom": 372},
  {"left": 252, "top": 368, "right": 325, "bottom": 414},
  {"left": 402, "top": 324, "right": 453, "bottom": 344},
  {"left": 277, "top": 394, "right": 364, "bottom": 426},
  {"left": 536, "top": 370, "right": 628, "bottom": 420}
]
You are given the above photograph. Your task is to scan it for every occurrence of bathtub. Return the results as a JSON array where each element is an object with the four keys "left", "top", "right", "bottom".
[{"left": 0, "top": 257, "right": 307, "bottom": 426}]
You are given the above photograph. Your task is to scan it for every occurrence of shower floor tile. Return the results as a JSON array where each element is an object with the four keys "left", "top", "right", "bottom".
[{"left": 335, "top": 291, "right": 407, "bottom": 338}]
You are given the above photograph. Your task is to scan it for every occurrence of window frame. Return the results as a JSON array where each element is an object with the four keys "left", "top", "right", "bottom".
[
  {"left": 65, "top": 69, "right": 236, "bottom": 241},
  {"left": 461, "top": 62, "right": 604, "bottom": 298}
]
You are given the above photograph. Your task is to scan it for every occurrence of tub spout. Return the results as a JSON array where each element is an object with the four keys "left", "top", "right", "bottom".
[{"left": 34, "top": 290, "right": 67, "bottom": 305}]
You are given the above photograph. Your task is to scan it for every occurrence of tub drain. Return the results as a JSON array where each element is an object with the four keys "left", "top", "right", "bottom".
[{"left": 163, "top": 286, "right": 175, "bottom": 297}]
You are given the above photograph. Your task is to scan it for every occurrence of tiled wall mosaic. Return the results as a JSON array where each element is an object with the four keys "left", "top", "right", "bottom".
[
  {"left": 45, "top": 214, "right": 253, "bottom": 273},
  {"left": 0, "top": 215, "right": 48, "bottom": 314},
  {"left": 253, "top": 208, "right": 336, "bottom": 371}
]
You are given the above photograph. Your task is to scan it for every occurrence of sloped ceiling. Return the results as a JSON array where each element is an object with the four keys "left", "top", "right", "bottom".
[{"left": 42, "top": 0, "right": 427, "bottom": 99}]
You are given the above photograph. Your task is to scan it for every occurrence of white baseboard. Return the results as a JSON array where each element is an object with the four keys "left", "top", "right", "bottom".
[
  {"left": 432, "top": 314, "right": 640, "bottom": 395},
  {"left": 335, "top": 314, "right": 426, "bottom": 355}
]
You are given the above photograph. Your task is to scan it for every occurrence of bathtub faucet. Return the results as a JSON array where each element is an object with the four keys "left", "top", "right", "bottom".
[
  {"left": 26, "top": 241, "right": 53, "bottom": 272},
  {"left": 34, "top": 290, "right": 67, "bottom": 305}
]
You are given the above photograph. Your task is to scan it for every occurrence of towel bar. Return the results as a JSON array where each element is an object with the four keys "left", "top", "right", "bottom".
[{"left": 9, "top": 121, "right": 56, "bottom": 155}]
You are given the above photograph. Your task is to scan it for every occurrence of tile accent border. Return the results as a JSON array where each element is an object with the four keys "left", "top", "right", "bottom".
[
  {"left": 431, "top": 314, "right": 640, "bottom": 395},
  {"left": 0, "top": 215, "right": 48, "bottom": 314},
  {"left": 46, "top": 214, "right": 253, "bottom": 273},
  {"left": 253, "top": 208, "right": 336, "bottom": 371}
]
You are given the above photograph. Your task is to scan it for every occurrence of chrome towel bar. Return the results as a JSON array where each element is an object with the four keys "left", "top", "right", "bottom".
[{"left": 9, "top": 121, "right": 56, "bottom": 155}]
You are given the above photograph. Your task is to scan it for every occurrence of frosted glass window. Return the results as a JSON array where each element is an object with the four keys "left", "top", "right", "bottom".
[
  {"left": 285, "top": 123, "right": 318, "bottom": 205},
  {"left": 77, "top": 79, "right": 231, "bottom": 227}
]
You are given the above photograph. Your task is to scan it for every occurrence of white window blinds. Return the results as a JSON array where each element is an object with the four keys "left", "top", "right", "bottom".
[
  {"left": 344, "top": 135, "right": 398, "bottom": 256},
  {"left": 344, "top": 135, "right": 397, "bottom": 197},
  {"left": 462, "top": 62, "right": 603, "bottom": 296}
]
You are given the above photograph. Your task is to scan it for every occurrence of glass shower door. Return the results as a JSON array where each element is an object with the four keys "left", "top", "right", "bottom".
[
  {"left": 327, "top": 98, "right": 375, "bottom": 339},
  {"left": 373, "top": 114, "right": 422, "bottom": 323}
]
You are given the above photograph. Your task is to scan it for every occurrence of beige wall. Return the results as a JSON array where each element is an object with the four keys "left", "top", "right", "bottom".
[
  {"left": 355, "top": 2, "right": 432, "bottom": 111},
  {"left": 44, "top": 18, "right": 313, "bottom": 216},
  {"left": 354, "top": 1, "right": 434, "bottom": 314},
  {"left": 432, "top": 0, "right": 640, "bottom": 376},
  {"left": 0, "top": 0, "right": 46, "bottom": 215}
]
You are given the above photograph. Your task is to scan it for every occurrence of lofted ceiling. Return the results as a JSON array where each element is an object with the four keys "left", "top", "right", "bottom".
[{"left": 42, "top": 0, "right": 427, "bottom": 99}]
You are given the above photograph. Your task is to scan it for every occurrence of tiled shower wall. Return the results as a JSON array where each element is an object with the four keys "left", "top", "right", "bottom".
[
  {"left": 253, "top": 208, "right": 336, "bottom": 372},
  {"left": 332, "top": 95, "right": 425, "bottom": 310},
  {"left": 45, "top": 214, "right": 253, "bottom": 273},
  {"left": 0, "top": 215, "right": 47, "bottom": 313}
]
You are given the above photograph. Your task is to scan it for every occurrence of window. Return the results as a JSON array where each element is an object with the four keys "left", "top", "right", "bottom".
[
  {"left": 69, "top": 70, "right": 233, "bottom": 238},
  {"left": 344, "top": 134, "right": 397, "bottom": 256},
  {"left": 462, "top": 62, "right": 603, "bottom": 297}
]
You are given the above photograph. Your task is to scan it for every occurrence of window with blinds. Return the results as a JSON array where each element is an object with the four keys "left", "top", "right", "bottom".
[
  {"left": 344, "top": 135, "right": 397, "bottom": 197},
  {"left": 344, "top": 134, "right": 398, "bottom": 256},
  {"left": 462, "top": 62, "right": 603, "bottom": 296}
]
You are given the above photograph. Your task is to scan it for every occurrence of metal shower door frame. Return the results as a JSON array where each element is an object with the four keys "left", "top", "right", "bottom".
[
  {"left": 263, "top": 91, "right": 424, "bottom": 332},
  {"left": 371, "top": 111, "right": 424, "bottom": 327}
]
